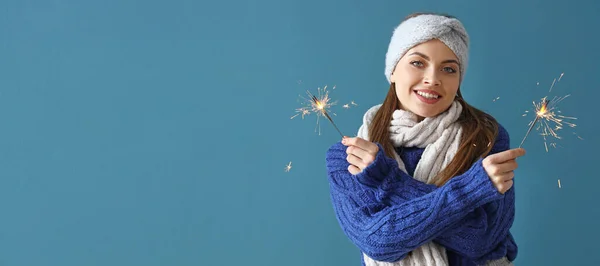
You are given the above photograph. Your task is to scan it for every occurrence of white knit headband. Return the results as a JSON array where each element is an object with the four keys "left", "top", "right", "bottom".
[{"left": 385, "top": 14, "right": 469, "bottom": 84}]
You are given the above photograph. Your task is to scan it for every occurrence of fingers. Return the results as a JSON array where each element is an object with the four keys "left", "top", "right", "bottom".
[
  {"left": 348, "top": 165, "right": 361, "bottom": 175},
  {"left": 490, "top": 172, "right": 514, "bottom": 194},
  {"left": 490, "top": 171, "right": 515, "bottom": 183},
  {"left": 483, "top": 159, "right": 518, "bottom": 175},
  {"left": 346, "top": 153, "right": 368, "bottom": 170},
  {"left": 488, "top": 169, "right": 515, "bottom": 194},
  {"left": 486, "top": 148, "right": 526, "bottom": 164},
  {"left": 481, "top": 147, "right": 524, "bottom": 195},
  {"left": 343, "top": 137, "right": 378, "bottom": 174},
  {"left": 346, "top": 145, "right": 375, "bottom": 163},
  {"left": 342, "top": 137, "right": 379, "bottom": 154},
  {"left": 497, "top": 180, "right": 514, "bottom": 194}
]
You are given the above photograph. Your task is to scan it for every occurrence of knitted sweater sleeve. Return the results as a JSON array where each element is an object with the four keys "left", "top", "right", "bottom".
[
  {"left": 325, "top": 143, "right": 504, "bottom": 262},
  {"left": 434, "top": 125, "right": 517, "bottom": 263}
]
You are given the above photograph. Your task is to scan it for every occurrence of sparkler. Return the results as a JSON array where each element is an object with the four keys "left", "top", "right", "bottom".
[
  {"left": 284, "top": 161, "right": 292, "bottom": 172},
  {"left": 518, "top": 97, "right": 547, "bottom": 148},
  {"left": 291, "top": 85, "right": 344, "bottom": 137},
  {"left": 518, "top": 73, "right": 579, "bottom": 151}
]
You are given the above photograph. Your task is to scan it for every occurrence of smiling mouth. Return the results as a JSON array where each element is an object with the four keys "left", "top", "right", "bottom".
[{"left": 414, "top": 90, "right": 441, "bottom": 99}]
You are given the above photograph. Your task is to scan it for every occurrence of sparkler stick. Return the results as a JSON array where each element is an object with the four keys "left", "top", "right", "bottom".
[
  {"left": 518, "top": 99, "right": 545, "bottom": 148},
  {"left": 518, "top": 116, "right": 539, "bottom": 148}
]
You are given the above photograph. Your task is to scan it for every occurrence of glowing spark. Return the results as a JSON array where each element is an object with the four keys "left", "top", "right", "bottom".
[
  {"left": 558, "top": 179, "right": 561, "bottom": 188},
  {"left": 290, "top": 107, "right": 310, "bottom": 119},
  {"left": 342, "top": 101, "right": 358, "bottom": 110},
  {"left": 549, "top": 78, "right": 557, "bottom": 92},
  {"left": 284, "top": 161, "right": 292, "bottom": 172},
  {"left": 549, "top": 73, "right": 564, "bottom": 92},
  {"left": 292, "top": 85, "right": 344, "bottom": 137},
  {"left": 519, "top": 74, "right": 580, "bottom": 151},
  {"left": 519, "top": 96, "right": 576, "bottom": 151},
  {"left": 493, "top": 96, "right": 500, "bottom": 102}
]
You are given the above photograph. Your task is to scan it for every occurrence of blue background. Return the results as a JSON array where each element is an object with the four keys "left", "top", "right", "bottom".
[{"left": 1, "top": 0, "right": 598, "bottom": 265}]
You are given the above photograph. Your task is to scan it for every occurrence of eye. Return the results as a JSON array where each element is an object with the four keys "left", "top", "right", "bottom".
[
  {"left": 443, "top": 66, "right": 457, "bottom": 73},
  {"left": 410, "top": 60, "right": 424, "bottom": 67}
]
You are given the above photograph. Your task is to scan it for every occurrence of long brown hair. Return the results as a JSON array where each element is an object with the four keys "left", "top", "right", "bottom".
[{"left": 369, "top": 13, "right": 499, "bottom": 187}]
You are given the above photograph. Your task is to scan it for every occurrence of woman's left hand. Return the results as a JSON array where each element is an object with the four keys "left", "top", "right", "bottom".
[{"left": 341, "top": 137, "right": 380, "bottom": 175}]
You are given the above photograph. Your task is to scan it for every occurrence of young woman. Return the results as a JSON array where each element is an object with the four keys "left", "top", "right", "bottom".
[{"left": 325, "top": 13, "right": 525, "bottom": 266}]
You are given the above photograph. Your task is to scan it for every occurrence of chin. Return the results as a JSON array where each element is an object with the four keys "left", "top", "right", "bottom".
[
  {"left": 412, "top": 108, "right": 444, "bottom": 119},
  {"left": 418, "top": 112, "right": 442, "bottom": 119}
]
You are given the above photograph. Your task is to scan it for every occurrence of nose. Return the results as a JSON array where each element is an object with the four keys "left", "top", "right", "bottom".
[{"left": 423, "top": 70, "right": 441, "bottom": 86}]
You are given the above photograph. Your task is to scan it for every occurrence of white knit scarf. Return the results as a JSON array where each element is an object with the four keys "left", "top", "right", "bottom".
[{"left": 356, "top": 101, "right": 512, "bottom": 266}]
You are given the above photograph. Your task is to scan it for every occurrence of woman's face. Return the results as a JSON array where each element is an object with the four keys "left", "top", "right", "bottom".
[{"left": 390, "top": 39, "right": 461, "bottom": 121}]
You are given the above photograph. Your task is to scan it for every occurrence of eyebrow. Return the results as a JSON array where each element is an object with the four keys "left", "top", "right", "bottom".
[{"left": 409, "top": 52, "right": 460, "bottom": 65}]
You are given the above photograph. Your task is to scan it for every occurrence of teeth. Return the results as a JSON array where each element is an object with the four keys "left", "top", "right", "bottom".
[{"left": 416, "top": 91, "right": 439, "bottom": 99}]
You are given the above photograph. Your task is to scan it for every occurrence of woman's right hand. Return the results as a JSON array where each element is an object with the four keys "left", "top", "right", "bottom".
[
  {"left": 482, "top": 148, "right": 526, "bottom": 194},
  {"left": 341, "top": 136, "right": 379, "bottom": 175}
]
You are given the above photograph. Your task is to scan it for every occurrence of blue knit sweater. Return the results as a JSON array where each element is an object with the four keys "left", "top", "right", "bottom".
[{"left": 325, "top": 125, "right": 518, "bottom": 265}]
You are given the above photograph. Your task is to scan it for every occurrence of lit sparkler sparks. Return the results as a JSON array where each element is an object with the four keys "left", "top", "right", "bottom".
[
  {"left": 558, "top": 179, "right": 562, "bottom": 188},
  {"left": 291, "top": 85, "right": 344, "bottom": 137},
  {"left": 343, "top": 101, "right": 358, "bottom": 109},
  {"left": 291, "top": 107, "right": 310, "bottom": 119},
  {"left": 519, "top": 73, "right": 579, "bottom": 151},
  {"left": 284, "top": 161, "right": 292, "bottom": 172}
]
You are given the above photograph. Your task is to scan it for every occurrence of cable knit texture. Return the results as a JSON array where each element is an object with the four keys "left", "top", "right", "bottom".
[
  {"left": 325, "top": 116, "right": 517, "bottom": 265},
  {"left": 357, "top": 102, "right": 463, "bottom": 266},
  {"left": 397, "top": 147, "right": 517, "bottom": 266}
]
